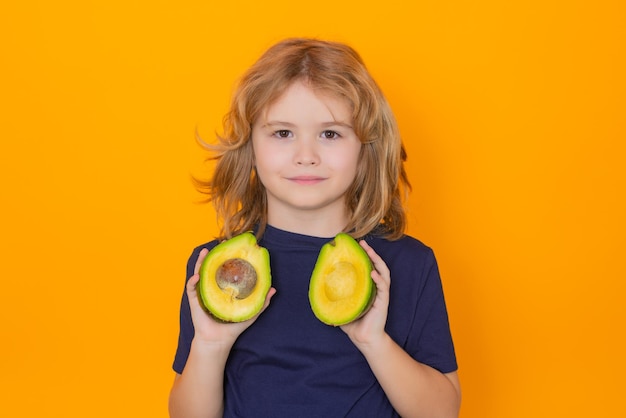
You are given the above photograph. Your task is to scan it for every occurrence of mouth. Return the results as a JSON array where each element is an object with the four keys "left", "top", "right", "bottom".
[{"left": 287, "top": 176, "right": 327, "bottom": 185}]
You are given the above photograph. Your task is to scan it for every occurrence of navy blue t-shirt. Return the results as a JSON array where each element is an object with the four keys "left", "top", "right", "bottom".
[{"left": 173, "top": 225, "right": 457, "bottom": 417}]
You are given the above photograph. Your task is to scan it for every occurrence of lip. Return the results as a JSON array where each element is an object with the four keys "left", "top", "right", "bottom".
[{"left": 287, "top": 176, "right": 327, "bottom": 185}]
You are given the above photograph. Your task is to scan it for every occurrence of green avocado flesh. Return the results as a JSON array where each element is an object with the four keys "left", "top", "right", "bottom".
[
  {"left": 198, "top": 232, "right": 271, "bottom": 322},
  {"left": 308, "top": 233, "right": 375, "bottom": 326}
]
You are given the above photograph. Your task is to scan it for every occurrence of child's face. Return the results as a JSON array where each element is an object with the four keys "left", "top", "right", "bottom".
[{"left": 251, "top": 80, "right": 362, "bottom": 228}]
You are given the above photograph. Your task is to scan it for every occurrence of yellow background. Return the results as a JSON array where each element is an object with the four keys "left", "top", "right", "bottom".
[{"left": 1, "top": 1, "right": 624, "bottom": 416}]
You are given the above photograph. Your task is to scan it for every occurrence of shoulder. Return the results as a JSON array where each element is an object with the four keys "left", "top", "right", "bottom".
[
  {"left": 366, "top": 233, "right": 441, "bottom": 294},
  {"left": 184, "top": 238, "right": 221, "bottom": 277},
  {"left": 367, "top": 233, "right": 436, "bottom": 266},
  {"left": 190, "top": 238, "right": 221, "bottom": 257}
]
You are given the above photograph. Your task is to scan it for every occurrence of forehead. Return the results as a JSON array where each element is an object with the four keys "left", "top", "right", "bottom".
[{"left": 260, "top": 80, "right": 353, "bottom": 123}]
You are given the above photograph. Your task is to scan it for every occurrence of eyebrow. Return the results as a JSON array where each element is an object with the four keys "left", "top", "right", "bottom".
[{"left": 262, "top": 121, "right": 354, "bottom": 129}]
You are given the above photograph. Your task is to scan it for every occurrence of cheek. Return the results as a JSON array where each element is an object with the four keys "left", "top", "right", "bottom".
[
  {"left": 255, "top": 147, "right": 280, "bottom": 171},
  {"left": 251, "top": 138, "right": 268, "bottom": 168},
  {"left": 252, "top": 146, "right": 284, "bottom": 183},
  {"left": 331, "top": 144, "right": 361, "bottom": 173}
]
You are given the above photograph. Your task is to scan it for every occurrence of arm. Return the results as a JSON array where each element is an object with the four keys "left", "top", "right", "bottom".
[
  {"left": 168, "top": 336, "right": 231, "bottom": 418},
  {"left": 168, "top": 248, "right": 276, "bottom": 418},
  {"left": 341, "top": 241, "right": 461, "bottom": 418},
  {"left": 357, "top": 336, "right": 460, "bottom": 418}
]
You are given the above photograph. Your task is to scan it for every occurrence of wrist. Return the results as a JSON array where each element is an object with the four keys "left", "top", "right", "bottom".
[
  {"left": 354, "top": 331, "right": 393, "bottom": 357},
  {"left": 190, "top": 336, "right": 234, "bottom": 359}
]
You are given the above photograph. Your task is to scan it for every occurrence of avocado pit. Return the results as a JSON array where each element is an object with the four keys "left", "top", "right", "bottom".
[{"left": 215, "top": 258, "right": 257, "bottom": 299}]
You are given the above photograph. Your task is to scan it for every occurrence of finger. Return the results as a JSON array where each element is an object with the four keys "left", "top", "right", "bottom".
[
  {"left": 186, "top": 273, "right": 200, "bottom": 300},
  {"left": 359, "top": 241, "right": 390, "bottom": 283},
  {"left": 193, "top": 248, "right": 209, "bottom": 276},
  {"left": 185, "top": 274, "right": 208, "bottom": 319},
  {"left": 260, "top": 287, "right": 277, "bottom": 313},
  {"left": 241, "top": 287, "right": 276, "bottom": 324},
  {"left": 369, "top": 269, "right": 385, "bottom": 287},
  {"left": 369, "top": 269, "right": 390, "bottom": 301}
]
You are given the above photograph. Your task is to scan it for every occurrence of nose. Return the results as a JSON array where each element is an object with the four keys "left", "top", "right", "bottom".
[{"left": 294, "top": 138, "right": 320, "bottom": 166}]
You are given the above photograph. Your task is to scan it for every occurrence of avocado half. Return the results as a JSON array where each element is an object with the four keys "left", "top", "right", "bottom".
[
  {"left": 198, "top": 232, "right": 271, "bottom": 322},
  {"left": 308, "top": 233, "right": 375, "bottom": 326}
]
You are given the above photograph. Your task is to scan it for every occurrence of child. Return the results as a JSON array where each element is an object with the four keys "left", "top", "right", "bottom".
[{"left": 169, "top": 38, "right": 460, "bottom": 418}]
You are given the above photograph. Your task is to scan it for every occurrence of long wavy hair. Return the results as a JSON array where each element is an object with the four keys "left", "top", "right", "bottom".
[{"left": 195, "top": 38, "right": 410, "bottom": 240}]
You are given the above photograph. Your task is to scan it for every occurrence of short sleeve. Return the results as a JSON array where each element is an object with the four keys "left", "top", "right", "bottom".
[
  {"left": 172, "top": 244, "right": 210, "bottom": 374},
  {"left": 405, "top": 249, "right": 457, "bottom": 373}
]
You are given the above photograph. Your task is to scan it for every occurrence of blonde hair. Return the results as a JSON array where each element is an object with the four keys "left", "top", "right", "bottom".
[{"left": 195, "top": 38, "right": 410, "bottom": 240}]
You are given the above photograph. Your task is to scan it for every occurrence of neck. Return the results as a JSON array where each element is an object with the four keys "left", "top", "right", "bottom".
[{"left": 266, "top": 207, "right": 348, "bottom": 238}]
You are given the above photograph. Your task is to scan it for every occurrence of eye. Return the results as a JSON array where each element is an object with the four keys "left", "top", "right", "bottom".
[
  {"left": 273, "top": 130, "right": 292, "bottom": 139},
  {"left": 321, "top": 130, "right": 341, "bottom": 140}
]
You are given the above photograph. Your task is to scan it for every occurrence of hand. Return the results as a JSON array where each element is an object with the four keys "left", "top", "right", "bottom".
[
  {"left": 341, "top": 240, "right": 391, "bottom": 349},
  {"left": 186, "top": 248, "right": 276, "bottom": 349}
]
